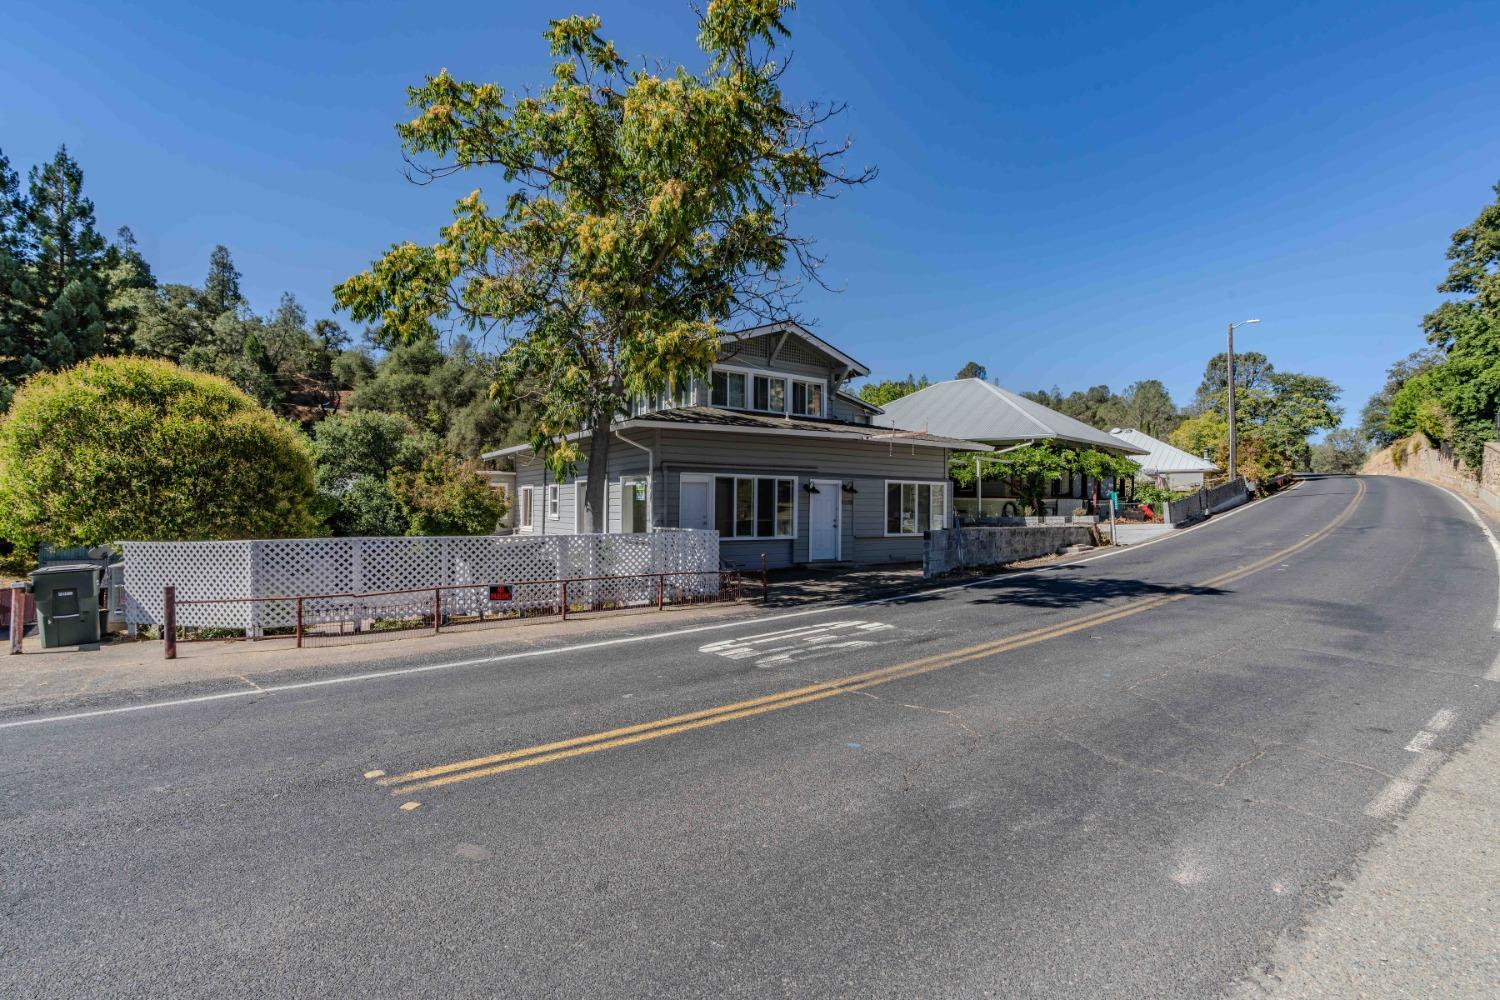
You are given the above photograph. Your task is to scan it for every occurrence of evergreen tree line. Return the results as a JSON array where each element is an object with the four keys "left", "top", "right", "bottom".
[{"left": 0, "top": 144, "right": 522, "bottom": 541}]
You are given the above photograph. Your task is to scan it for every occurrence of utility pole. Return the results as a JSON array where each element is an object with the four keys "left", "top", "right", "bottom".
[
  {"left": 1227, "top": 322, "right": 1237, "bottom": 481},
  {"left": 1225, "top": 319, "right": 1260, "bottom": 482}
]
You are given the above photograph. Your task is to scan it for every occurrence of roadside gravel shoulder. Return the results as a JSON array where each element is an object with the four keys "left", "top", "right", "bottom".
[{"left": 1232, "top": 713, "right": 1500, "bottom": 998}]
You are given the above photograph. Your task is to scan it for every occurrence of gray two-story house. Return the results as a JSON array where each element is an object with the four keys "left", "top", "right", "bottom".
[{"left": 482, "top": 321, "right": 989, "bottom": 569}]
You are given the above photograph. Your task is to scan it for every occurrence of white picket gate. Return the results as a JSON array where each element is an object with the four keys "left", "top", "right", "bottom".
[{"left": 120, "top": 529, "right": 720, "bottom": 632}]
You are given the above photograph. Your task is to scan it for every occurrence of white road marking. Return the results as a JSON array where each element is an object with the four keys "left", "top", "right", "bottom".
[
  {"left": 701, "top": 620, "right": 895, "bottom": 666},
  {"left": 1364, "top": 705, "right": 1457, "bottom": 818},
  {"left": 0, "top": 483, "right": 1306, "bottom": 732},
  {"left": 1403, "top": 731, "right": 1436, "bottom": 753}
]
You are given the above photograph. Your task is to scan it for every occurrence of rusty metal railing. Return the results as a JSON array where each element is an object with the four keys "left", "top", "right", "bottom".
[{"left": 161, "top": 565, "right": 765, "bottom": 658}]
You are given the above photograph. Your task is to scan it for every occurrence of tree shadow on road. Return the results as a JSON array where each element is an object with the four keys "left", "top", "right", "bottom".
[{"left": 961, "top": 574, "right": 1228, "bottom": 610}]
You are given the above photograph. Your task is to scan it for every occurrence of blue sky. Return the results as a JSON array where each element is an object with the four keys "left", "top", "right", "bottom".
[{"left": 4, "top": 0, "right": 1498, "bottom": 425}]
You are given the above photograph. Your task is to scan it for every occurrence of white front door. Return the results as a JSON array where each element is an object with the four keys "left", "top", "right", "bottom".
[
  {"left": 680, "top": 475, "right": 711, "bottom": 531},
  {"left": 809, "top": 480, "right": 841, "bottom": 561},
  {"left": 574, "top": 480, "right": 588, "bottom": 533}
]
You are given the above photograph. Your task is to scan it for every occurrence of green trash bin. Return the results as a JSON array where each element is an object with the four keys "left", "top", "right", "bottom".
[{"left": 28, "top": 563, "right": 104, "bottom": 648}]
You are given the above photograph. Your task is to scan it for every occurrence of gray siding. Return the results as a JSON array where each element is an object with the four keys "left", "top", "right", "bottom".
[
  {"left": 511, "top": 443, "right": 650, "bottom": 536},
  {"left": 656, "top": 429, "right": 948, "bottom": 568},
  {"left": 717, "top": 332, "right": 841, "bottom": 383},
  {"left": 507, "top": 427, "right": 948, "bottom": 568}
]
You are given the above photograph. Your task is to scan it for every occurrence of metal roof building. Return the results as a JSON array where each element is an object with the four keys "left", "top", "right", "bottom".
[
  {"left": 874, "top": 378, "right": 1147, "bottom": 455},
  {"left": 1107, "top": 427, "right": 1219, "bottom": 476}
]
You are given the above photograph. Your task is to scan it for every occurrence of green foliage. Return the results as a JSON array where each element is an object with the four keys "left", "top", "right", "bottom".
[
  {"left": 325, "top": 475, "right": 409, "bottom": 537},
  {"left": 955, "top": 361, "right": 987, "bottom": 380},
  {"left": 0, "top": 357, "right": 318, "bottom": 550},
  {"left": 1022, "top": 380, "right": 1184, "bottom": 438},
  {"left": 1368, "top": 181, "right": 1500, "bottom": 472},
  {"left": 388, "top": 453, "right": 507, "bottom": 536},
  {"left": 310, "top": 410, "right": 434, "bottom": 491},
  {"left": 950, "top": 442, "right": 1135, "bottom": 514},
  {"left": 1360, "top": 347, "right": 1442, "bottom": 447},
  {"left": 1178, "top": 354, "right": 1342, "bottom": 475},
  {"left": 857, "top": 374, "right": 929, "bottom": 407},
  {"left": 334, "top": 1, "right": 870, "bottom": 529},
  {"left": 1134, "top": 481, "right": 1188, "bottom": 505},
  {"left": 1309, "top": 428, "right": 1369, "bottom": 474}
]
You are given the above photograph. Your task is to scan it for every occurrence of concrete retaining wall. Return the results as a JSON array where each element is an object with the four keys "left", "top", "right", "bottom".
[
  {"left": 1162, "top": 477, "right": 1249, "bottom": 526},
  {"left": 924, "top": 525, "right": 1095, "bottom": 577}
]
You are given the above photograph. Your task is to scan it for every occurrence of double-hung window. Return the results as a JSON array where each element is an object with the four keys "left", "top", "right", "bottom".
[
  {"left": 710, "top": 475, "right": 794, "bottom": 538},
  {"left": 710, "top": 370, "right": 746, "bottom": 409},
  {"left": 885, "top": 481, "right": 947, "bottom": 535},
  {"left": 547, "top": 484, "right": 560, "bottom": 519},
  {"left": 790, "top": 380, "right": 825, "bottom": 417},
  {"left": 751, "top": 374, "right": 786, "bottom": 413}
]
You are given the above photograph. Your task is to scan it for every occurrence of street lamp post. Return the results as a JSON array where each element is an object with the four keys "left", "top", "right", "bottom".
[{"left": 1226, "top": 318, "right": 1260, "bottom": 481}]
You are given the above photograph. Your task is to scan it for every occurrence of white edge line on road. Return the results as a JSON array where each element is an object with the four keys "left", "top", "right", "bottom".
[
  {"left": 1406, "top": 477, "right": 1500, "bottom": 680},
  {"left": 0, "top": 481, "right": 1305, "bottom": 732}
]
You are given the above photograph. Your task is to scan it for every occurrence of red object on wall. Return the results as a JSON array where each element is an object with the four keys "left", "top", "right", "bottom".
[{"left": 1139, "top": 502, "right": 1155, "bottom": 521}]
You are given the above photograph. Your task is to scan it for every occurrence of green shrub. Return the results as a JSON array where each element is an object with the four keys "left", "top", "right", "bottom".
[{"left": 0, "top": 356, "right": 319, "bottom": 549}]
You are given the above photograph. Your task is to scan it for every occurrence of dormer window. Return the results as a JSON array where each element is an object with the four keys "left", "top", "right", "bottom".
[
  {"left": 791, "top": 380, "right": 824, "bottom": 417},
  {"left": 710, "top": 365, "right": 827, "bottom": 417},
  {"left": 752, "top": 375, "right": 786, "bottom": 413},
  {"left": 711, "top": 370, "right": 746, "bottom": 409}
]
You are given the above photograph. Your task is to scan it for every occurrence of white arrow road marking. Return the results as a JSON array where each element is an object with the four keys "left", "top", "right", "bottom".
[{"left": 700, "top": 620, "right": 896, "bottom": 667}]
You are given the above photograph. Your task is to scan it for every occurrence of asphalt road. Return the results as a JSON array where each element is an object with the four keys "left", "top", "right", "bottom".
[{"left": 3, "top": 475, "right": 1497, "bottom": 999}]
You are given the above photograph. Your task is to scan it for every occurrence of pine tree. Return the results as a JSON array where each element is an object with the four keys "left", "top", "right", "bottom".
[
  {"left": 203, "top": 244, "right": 243, "bottom": 315},
  {"left": 0, "top": 148, "right": 39, "bottom": 397},
  {"left": 26, "top": 146, "right": 105, "bottom": 302}
]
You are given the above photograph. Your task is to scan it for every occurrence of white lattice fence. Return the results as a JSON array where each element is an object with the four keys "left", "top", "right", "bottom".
[{"left": 121, "top": 530, "right": 720, "bottom": 630}]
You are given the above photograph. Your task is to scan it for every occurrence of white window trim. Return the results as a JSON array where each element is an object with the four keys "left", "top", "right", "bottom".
[
  {"left": 518, "top": 485, "right": 535, "bottom": 532},
  {"left": 883, "top": 479, "right": 948, "bottom": 537},
  {"left": 618, "top": 475, "right": 650, "bottom": 534},
  {"left": 574, "top": 479, "right": 587, "bottom": 533},
  {"left": 678, "top": 472, "right": 798, "bottom": 540},
  {"left": 710, "top": 364, "right": 828, "bottom": 418},
  {"left": 547, "top": 483, "right": 560, "bottom": 519}
]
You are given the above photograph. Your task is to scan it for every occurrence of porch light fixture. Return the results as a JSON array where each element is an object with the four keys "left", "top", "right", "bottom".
[
  {"left": 841, "top": 482, "right": 858, "bottom": 494},
  {"left": 803, "top": 482, "right": 821, "bottom": 494}
]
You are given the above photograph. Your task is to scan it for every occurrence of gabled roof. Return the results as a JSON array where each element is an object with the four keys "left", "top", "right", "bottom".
[
  {"left": 719, "top": 320, "right": 870, "bottom": 377},
  {"left": 481, "top": 406, "right": 990, "bottom": 459},
  {"left": 1108, "top": 427, "right": 1219, "bottom": 474},
  {"left": 874, "top": 379, "right": 1148, "bottom": 455}
]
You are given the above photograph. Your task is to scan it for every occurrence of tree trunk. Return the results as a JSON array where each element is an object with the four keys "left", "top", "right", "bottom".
[{"left": 582, "top": 416, "right": 612, "bottom": 534}]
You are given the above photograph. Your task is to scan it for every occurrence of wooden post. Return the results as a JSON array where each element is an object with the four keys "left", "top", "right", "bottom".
[
  {"left": 295, "top": 596, "right": 304, "bottom": 649},
  {"left": 432, "top": 588, "right": 441, "bottom": 635},
  {"left": 163, "top": 586, "right": 177, "bottom": 660},
  {"left": 8, "top": 582, "right": 24, "bottom": 655},
  {"left": 656, "top": 573, "right": 664, "bottom": 611},
  {"left": 761, "top": 553, "right": 768, "bottom": 604},
  {"left": 560, "top": 580, "right": 569, "bottom": 621}
]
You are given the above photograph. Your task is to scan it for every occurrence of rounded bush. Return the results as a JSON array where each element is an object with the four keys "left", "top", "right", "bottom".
[{"left": 0, "top": 356, "right": 319, "bottom": 549}]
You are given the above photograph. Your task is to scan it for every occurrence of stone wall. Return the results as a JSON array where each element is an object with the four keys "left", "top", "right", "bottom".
[
  {"left": 1360, "top": 434, "right": 1500, "bottom": 514},
  {"left": 1161, "top": 477, "right": 1249, "bottom": 526},
  {"left": 923, "top": 525, "right": 1096, "bottom": 577}
]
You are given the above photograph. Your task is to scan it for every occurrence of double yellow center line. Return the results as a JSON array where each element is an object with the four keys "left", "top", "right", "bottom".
[{"left": 375, "top": 480, "right": 1363, "bottom": 798}]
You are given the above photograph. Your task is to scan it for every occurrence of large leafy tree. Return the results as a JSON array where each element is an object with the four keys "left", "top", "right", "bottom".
[
  {"left": 0, "top": 357, "right": 319, "bottom": 549},
  {"left": 1376, "top": 181, "right": 1500, "bottom": 470},
  {"left": 1115, "top": 379, "right": 1180, "bottom": 437},
  {"left": 335, "top": 2, "right": 871, "bottom": 530}
]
